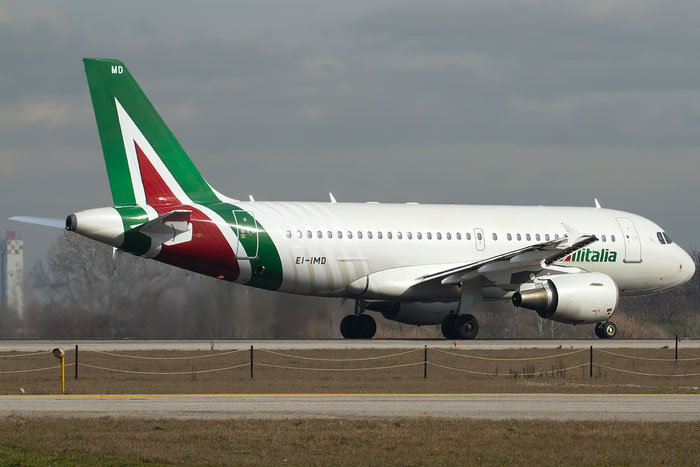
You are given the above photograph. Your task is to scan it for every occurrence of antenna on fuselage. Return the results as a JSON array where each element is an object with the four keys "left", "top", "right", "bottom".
[
  {"left": 329, "top": 193, "right": 337, "bottom": 203},
  {"left": 594, "top": 198, "right": 602, "bottom": 208}
]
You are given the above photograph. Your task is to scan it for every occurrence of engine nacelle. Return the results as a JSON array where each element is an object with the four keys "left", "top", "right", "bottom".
[
  {"left": 366, "top": 302, "right": 456, "bottom": 326},
  {"left": 512, "top": 272, "right": 618, "bottom": 324}
]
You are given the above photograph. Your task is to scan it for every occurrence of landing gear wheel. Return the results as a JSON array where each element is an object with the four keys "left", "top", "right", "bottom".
[
  {"left": 594, "top": 321, "right": 617, "bottom": 339},
  {"left": 340, "top": 315, "right": 357, "bottom": 338},
  {"left": 354, "top": 314, "right": 377, "bottom": 339},
  {"left": 594, "top": 322, "right": 605, "bottom": 339},
  {"left": 602, "top": 321, "right": 617, "bottom": 339},
  {"left": 340, "top": 314, "right": 376, "bottom": 339},
  {"left": 441, "top": 314, "right": 458, "bottom": 339},
  {"left": 455, "top": 314, "right": 479, "bottom": 340}
]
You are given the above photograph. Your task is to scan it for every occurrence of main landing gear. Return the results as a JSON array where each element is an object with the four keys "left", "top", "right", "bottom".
[
  {"left": 594, "top": 321, "right": 617, "bottom": 339},
  {"left": 340, "top": 300, "right": 377, "bottom": 339},
  {"left": 441, "top": 314, "right": 479, "bottom": 340}
]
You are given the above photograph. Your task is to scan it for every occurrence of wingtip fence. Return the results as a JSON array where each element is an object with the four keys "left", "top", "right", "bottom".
[{"left": 2, "top": 336, "right": 700, "bottom": 392}]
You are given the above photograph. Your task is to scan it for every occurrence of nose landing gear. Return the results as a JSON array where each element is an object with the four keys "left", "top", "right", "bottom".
[{"left": 594, "top": 321, "right": 617, "bottom": 339}]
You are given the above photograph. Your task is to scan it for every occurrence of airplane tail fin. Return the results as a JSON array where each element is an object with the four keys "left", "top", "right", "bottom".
[{"left": 83, "top": 58, "right": 219, "bottom": 207}]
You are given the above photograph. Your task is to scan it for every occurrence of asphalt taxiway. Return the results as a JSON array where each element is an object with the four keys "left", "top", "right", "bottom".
[
  {"left": 0, "top": 339, "right": 696, "bottom": 352},
  {"left": 1, "top": 394, "right": 698, "bottom": 421}
]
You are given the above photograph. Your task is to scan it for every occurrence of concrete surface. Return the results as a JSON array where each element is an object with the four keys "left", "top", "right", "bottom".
[{"left": 1, "top": 393, "right": 698, "bottom": 421}]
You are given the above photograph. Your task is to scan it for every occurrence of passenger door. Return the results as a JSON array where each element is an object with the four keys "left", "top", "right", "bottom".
[{"left": 616, "top": 217, "right": 642, "bottom": 263}]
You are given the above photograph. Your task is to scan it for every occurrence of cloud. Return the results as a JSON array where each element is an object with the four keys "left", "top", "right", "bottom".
[{"left": 1, "top": 0, "right": 699, "bottom": 275}]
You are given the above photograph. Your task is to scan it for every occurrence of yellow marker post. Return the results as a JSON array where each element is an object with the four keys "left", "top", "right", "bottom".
[{"left": 52, "top": 348, "right": 65, "bottom": 395}]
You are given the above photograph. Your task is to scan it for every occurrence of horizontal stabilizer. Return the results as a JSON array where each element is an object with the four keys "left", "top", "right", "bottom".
[
  {"left": 130, "top": 210, "right": 192, "bottom": 246},
  {"left": 9, "top": 216, "right": 65, "bottom": 229}
]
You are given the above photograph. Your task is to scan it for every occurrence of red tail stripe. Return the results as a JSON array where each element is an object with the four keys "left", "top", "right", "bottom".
[{"left": 135, "top": 142, "right": 181, "bottom": 206}]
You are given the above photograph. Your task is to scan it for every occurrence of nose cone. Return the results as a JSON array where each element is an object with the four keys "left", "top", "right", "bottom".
[{"left": 679, "top": 247, "right": 696, "bottom": 284}]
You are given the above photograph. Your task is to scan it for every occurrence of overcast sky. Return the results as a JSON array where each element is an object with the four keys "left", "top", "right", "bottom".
[{"left": 1, "top": 0, "right": 699, "bottom": 275}]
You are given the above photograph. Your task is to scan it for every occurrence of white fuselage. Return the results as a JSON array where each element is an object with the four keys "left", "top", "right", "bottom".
[{"left": 236, "top": 201, "right": 694, "bottom": 301}]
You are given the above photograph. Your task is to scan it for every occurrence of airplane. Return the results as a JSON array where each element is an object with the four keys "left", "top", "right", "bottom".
[{"left": 11, "top": 58, "right": 696, "bottom": 339}]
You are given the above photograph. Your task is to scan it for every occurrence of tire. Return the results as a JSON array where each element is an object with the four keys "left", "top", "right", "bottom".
[
  {"left": 355, "top": 314, "right": 377, "bottom": 339},
  {"left": 594, "top": 323, "right": 605, "bottom": 339},
  {"left": 603, "top": 321, "right": 617, "bottom": 339},
  {"left": 455, "top": 314, "right": 479, "bottom": 340},
  {"left": 340, "top": 315, "right": 356, "bottom": 338},
  {"left": 441, "top": 314, "right": 458, "bottom": 339}
]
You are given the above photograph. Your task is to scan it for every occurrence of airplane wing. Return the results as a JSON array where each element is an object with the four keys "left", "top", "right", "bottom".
[
  {"left": 415, "top": 232, "right": 598, "bottom": 287},
  {"left": 346, "top": 224, "right": 599, "bottom": 301},
  {"left": 9, "top": 216, "right": 66, "bottom": 229}
]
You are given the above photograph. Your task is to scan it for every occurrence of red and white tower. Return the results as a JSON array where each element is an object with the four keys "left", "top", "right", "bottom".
[{"left": 1, "top": 231, "right": 23, "bottom": 317}]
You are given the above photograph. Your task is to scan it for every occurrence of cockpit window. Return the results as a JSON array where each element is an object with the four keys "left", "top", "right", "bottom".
[
  {"left": 657, "top": 232, "right": 666, "bottom": 244},
  {"left": 663, "top": 232, "right": 673, "bottom": 244}
]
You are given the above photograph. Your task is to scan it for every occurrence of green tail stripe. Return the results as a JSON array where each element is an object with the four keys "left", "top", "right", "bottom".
[{"left": 83, "top": 58, "right": 219, "bottom": 205}]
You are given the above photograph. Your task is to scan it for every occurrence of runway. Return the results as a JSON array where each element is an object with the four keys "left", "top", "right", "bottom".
[
  {"left": 0, "top": 338, "right": 696, "bottom": 352},
  {"left": 1, "top": 394, "right": 698, "bottom": 421}
]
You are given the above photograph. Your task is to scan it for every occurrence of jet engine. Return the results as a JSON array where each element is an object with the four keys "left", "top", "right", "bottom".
[
  {"left": 511, "top": 272, "right": 618, "bottom": 324},
  {"left": 366, "top": 302, "right": 456, "bottom": 326}
]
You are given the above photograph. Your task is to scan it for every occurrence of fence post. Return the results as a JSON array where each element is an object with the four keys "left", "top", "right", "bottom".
[
  {"left": 250, "top": 345, "right": 254, "bottom": 379},
  {"left": 589, "top": 346, "right": 593, "bottom": 378},
  {"left": 675, "top": 335, "right": 678, "bottom": 362},
  {"left": 424, "top": 345, "right": 427, "bottom": 379},
  {"left": 74, "top": 344, "right": 78, "bottom": 380}
]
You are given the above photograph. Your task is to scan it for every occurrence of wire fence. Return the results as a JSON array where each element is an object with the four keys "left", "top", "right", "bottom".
[{"left": 1, "top": 339, "right": 699, "bottom": 384}]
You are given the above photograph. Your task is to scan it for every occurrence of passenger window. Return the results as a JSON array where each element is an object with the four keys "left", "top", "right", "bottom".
[
  {"left": 317, "top": 230, "right": 323, "bottom": 239},
  {"left": 526, "top": 234, "right": 531, "bottom": 241},
  {"left": 535, "top": 234, "right": 541, "bottom": 241},
  {"left": 507, "top": 233, "right": 512, "bottom": 241},
  {"left": 554, "top": 234, "right": 559, "bottom": 239},
  {"left": 492, "top": 233, "right": 498, "bottom": 241},
  {"left": 377, "top": 231, "right": 382, "bottom": 239},
  {"left": 657, "top": 232, "right": 666, "bottom": 244},
  {"left": 327, "top": 231, "right": 332, "bottom": 239},
  {"left": 427, "top": 232, "right": 432, "bottom": 240},
  {"left": 610, "top": 235, "right": 615, "bottom": 242},
  {"left": 337, "top": 231, "right": 343, "bottom": 239},
  {"left": 466, "top": 232, "right": 472, "bottom": 240},
  {"left": 296, "top": 230, "right": 302, "bottom": 239},
  {"left": 456, "top": 233, "right": 462, "bottom": 240},
  {"left": 397, "top": 232, "right": 402, "bottom": 239},
  {"left": 602, "top": 235, "right": 607, "bottom": 242},
  {"left": 477, "top": 232, "right": 483, "bottom": 241},
  {"left": 367, "top": 231, "right": 373, "bottom": 239},
  {"left": 545, "top": 234, "right": 550, "bottom": 241},
  {"left": 407, "top": 232, "right": 412, "bottom": 240},
  {"left": 387, "top": 232, "right": 393, "bottom": 240},
  {"left": 436, "top": 232, "right": 442, "bottom": 240},
  {"left": 357, "top": 231, "right": 363, "bottom": 239},
  {"left": 306, "top": 230, "right": 312, "bottom": 239},
  {"left": 446, "top": 232, "right": 452, "bottom": 240},
  {"left": 417, "top": 232, "right": 423, "bottom": 240},
  {"left": 517, "top": 233, "right": 522, "bottom": 241},
  {"left": 286, "top": 230, "right": 292, "bottom": 238}
]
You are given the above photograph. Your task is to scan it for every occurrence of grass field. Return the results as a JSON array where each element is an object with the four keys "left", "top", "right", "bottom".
[
  {"left": 0, "top": 417, "right": 698, "bottom": 465},
  {"left": 1, "top": 346, "right": 698, "bottom": 395}
]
